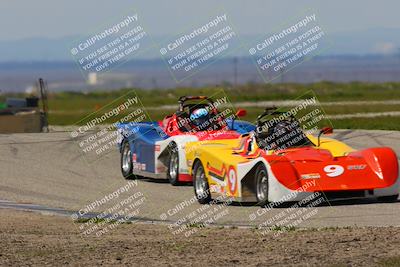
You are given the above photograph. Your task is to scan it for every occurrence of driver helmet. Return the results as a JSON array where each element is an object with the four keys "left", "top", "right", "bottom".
[{"left": 189, "top": 108, "right": 210, "bottom": 127}]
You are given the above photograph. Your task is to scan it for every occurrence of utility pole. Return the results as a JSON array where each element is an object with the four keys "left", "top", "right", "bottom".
[
  {"left": 38, "top": 78, "right": 49, "bottom": 133},
  {"left": 233, "top": 57, "right": 238, "bottom": 87}
]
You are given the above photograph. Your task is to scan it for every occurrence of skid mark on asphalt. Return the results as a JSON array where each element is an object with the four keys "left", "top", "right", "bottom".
[
  {"left": 333, "top": 130, "right": 353, "bottom": 141},
  {"left": 338, "top": 132, "right": 395, "bottom": 142},
  {"left": 0, "top": 200, "right": 254, "bottom": 229},
  {"left": 1, "top": 199, "right": 399, "bottom": 229},
  {"left": 0, "top": 186, "right": 78, "bottom": 203},
  {"left": 61, "top": 168, "right": 86, "bottom": 178},
  {"left": 9, "top": 145, "right": 18, "bottom": 157},
  {"left": 0, "top": 139, "right": 74, "bottom": 145}
]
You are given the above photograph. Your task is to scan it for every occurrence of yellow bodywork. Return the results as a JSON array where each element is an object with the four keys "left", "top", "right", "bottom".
[{"left": 185, "top": 134, "right": 354, "bottom": 198}]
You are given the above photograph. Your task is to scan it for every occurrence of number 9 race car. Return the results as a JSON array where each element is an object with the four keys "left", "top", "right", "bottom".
[
  {"left": 116, "top": 96, "right": 255, "bottom": 185},
  {"left": 185, "top": 107, "right": 399, "bottom": 206}
]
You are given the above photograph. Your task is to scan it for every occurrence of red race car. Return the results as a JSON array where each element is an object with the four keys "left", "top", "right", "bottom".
[{"left": 186, "top": 107, "right": 399, "bottom": 206}]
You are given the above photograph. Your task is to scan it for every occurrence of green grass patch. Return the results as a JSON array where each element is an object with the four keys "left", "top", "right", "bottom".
[
  {"left": 6, "top": 81, "right": 400, "bottom": 130},
  {"left": 330, "top": 116, "right": 400, "bottom": 131},
  {"left": 320, "top": 104, "right": 400, "bottom": 115},
  {"left": 378, "top": 256, "right": 400, "bottom": 267}
]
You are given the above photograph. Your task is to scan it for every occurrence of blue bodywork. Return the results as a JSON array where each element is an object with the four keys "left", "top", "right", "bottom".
[
  {"left": 226, "top": 119, "right": 255, "bottom": 134},
  {"left": 116, "top": 120, "right": 255, "bottom": 173}
]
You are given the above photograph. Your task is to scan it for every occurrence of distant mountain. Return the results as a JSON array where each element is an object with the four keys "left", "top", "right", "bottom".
[
  {"left": 0, "top": 36, "right": 76, "bottom": 62},
  {"left": 326, "top": 28, "right": 400, "bottom": 55},
  {"left": 1, "top": 28, "right": 400, "bottom": 62}
]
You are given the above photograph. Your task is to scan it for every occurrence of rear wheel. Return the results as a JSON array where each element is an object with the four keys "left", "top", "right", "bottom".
[
  {"left": 377, "top": 194, "right": 399, "bottom": 203},
  {"left": 167, "top": 143, "right": 181, "bottom": 186},
  {"left": 193, "top": 161, "right": 211, "bottom": 204},
  {"left": 255, "top": 164, "right": 269, "bottom": 206},
  {"left": 121, "top": 140, "right": 135, "bottom": 179}
]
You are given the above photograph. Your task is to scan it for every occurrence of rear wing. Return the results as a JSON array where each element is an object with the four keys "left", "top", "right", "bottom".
[{"left": 256, "top": 106, "right": 283, "bottom": 123}]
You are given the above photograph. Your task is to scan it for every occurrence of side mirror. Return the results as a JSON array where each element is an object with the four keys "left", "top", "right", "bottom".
[
  {"left": 236, "top": 109, "right": 247, "bottom": 118},
  {"left": 231, "top": 109, "right": 247, "bottom": 130},
  {"left": 321, "top": 127, "right": 333, "bottom": 135},
  {"left": 317, "top": 127, "right": 333, "bottom": 147}
]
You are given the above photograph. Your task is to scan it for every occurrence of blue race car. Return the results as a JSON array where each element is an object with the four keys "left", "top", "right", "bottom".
[{"left": 116, "top": 96, "right": 254, "bottom": 185}]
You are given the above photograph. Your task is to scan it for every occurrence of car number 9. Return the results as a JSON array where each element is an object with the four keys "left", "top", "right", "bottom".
[{"left": 324, "top": 165, "right": 344, "bottom": 177}]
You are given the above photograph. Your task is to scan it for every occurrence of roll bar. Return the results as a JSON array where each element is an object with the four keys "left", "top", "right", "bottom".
[{"left": 178, "top": 96, "right": 214, "bottom": 111}]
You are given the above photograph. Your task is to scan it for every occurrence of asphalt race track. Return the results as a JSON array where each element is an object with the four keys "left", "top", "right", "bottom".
[{"left": 0, "top": 129, "right": 399, "bottom": 228}]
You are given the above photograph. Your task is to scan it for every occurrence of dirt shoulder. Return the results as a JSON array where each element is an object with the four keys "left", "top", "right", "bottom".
[{"left": 0, "top": 209, "right": 399, "bottom": 267}]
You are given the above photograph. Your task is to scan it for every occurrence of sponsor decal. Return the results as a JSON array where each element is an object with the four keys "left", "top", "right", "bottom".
[
  {"left": 155, "top": 145, "right": 160, "bottom": 152},
  {"left": 133, "top": 162, "right": 141, "bottom": 170},
  {"left": 187, "top": 160, "right": 193, "bottom": 167},
  {"left": 133, "top": 162, "right": 146, "bottom": 171},
  {"left": 132, "top": 153, "right": 137, "bottom": 163},
  {"left": 300, "top": 173, "right": 320, "bottom": 179},
  {"left": 157, "top": 166, "right": 166, "bottom": 172},
  {"left": 347, "top": 164, "right": 367, "bottom": 170}
]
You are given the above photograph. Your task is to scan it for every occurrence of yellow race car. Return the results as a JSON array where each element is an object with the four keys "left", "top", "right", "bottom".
[{"left": 185, "top": 108, "right": 399, "bottom": 206}]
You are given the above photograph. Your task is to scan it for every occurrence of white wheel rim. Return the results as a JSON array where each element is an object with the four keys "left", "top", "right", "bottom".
[
  {"left": 169, "top": 152, "right": 178, "bottom": 179},
  {"left": 122, "top": 144, "right": 131, "bottom": 173},
  {"left": 257, "top": 169, "right": 268, "bottom": 201},
  {"left": 195, "top": 165, "right": 207, "bottom": 197}
]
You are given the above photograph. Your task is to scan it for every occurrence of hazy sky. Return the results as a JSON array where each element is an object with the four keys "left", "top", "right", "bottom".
[{"left": 1, "top": 0, "right": 400, "bottom": 41}]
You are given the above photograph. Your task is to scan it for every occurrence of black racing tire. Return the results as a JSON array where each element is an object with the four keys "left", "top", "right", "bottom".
[
  {"left": 377, "top": 194, "right": 399, "bottom": 203},
  {"left": 193, "top": 161, "right": 211, "bottom": 204},
  {"left": 120, "top": 139, "right": 136, "bottom": 180},
  {"left": 255, "top": 164, "right": 269, "bottom": 206},
  {"left": 167, "top": 142, "right": 181, "bottom": 186}
]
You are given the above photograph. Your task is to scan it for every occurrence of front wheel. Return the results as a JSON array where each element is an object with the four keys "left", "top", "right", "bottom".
[
  {"left": 193, "top": 161, "right": 211, "bottom": 204},
  {"left": 121, "top": 140, "right": 135, "bottom": 179},
  {"left": 255, "top": 164, "right": 269, "bottom": 206}
]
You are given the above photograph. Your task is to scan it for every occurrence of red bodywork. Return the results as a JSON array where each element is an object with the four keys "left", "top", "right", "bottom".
[
  {"left": 265, "top": 147, "right": 398, "bottom": 192},
  {"left": 158, "top": 113, "right": 240, "bottom": 140}
]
